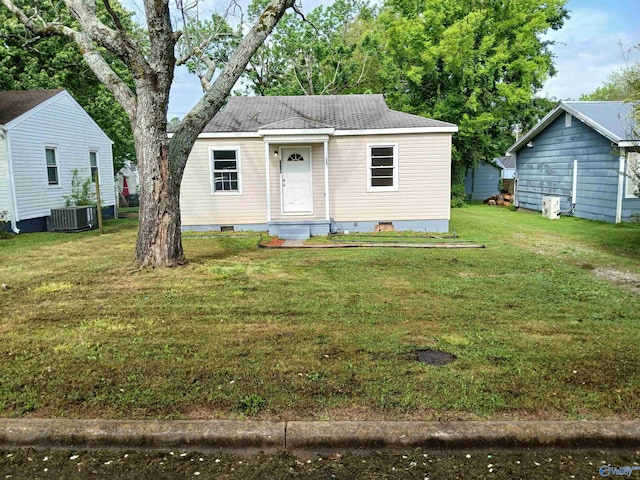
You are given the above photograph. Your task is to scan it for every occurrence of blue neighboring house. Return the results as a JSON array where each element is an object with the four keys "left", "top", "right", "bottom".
[
  {"left": 506, "top": 101, "right": 639, "bottom": 223},
  {"left": 465, "top": 156, "right": 516, "bottom": 200}
]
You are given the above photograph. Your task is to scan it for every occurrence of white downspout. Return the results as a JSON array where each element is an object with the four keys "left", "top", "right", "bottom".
[
  {"left": 510, "top": 153, "right": 518, "bottom": 207},
  {"left": 264, "top": 142, "right": 272, "bottom": 223},
  {"left": 324, "top": 139, "right": 330, "bottom": 221},
  {"left": 1, "top": 127, "right": 20, "bottom": 233},
  {"left": 572, "top": 160, "right": 578, "bottom": 206},
  {"left": 616, "top": 147, "right": 625, "bottom": 224}
]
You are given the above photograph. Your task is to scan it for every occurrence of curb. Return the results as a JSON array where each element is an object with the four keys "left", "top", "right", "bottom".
[
  {"left": 0, "top": 419, "right": 284, "bottom": 455},
  {"left": 1, "top": 419, "right": 639, "bottom": 454}
]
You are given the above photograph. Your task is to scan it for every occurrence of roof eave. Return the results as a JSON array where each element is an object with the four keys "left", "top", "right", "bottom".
[
  {"left": 561, "top": 103, "right": 622, "bottom": 144},
  {"left": 506, "top": 102, "right": 633, "bottom": 155},
  {"left": 506, "top": 104, "right": 564, "bottom": 154},
  {"left": 333, "top": 126, "right": 458, "bottom": 136},
  {"left": 3, "top": 90, "right": 66, "bottom": 130},
  {"left": 257, "top": 128, "right": 335, "bottom": 136}
]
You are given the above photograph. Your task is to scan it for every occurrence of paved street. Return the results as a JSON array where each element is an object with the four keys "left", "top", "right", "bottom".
[{"left": 2, "top": 448, "right": 639, "bottom": 479}]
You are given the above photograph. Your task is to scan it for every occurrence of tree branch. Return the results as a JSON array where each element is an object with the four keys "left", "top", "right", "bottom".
[
  {"left": 292, "top": 64, "right": 309, "bottom": 95},
  {"left": 292, "top": 3, "right": 319, "bottom": 35},
  {"left": 320, "top": 57, "right": 342, "bottom": 95},
  {"left": 0, "top": 0, "right": 137, "bottom": 119},
  {"left": 102, "top": 0, "right": 127, "bottom": 33},
  {"left": 170, "top": 0, "right": 296, "bottom": 173},
  {"left": 64, "top": 0, "right": 150, "bottom": 76}
]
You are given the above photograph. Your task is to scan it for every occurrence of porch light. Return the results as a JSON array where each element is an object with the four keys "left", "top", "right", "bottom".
[{"left": 274, "top": 150, "right": 279, "bottom": 158}]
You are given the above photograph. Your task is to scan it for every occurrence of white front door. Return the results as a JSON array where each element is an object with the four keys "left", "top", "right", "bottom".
[{"left": 281, "top": 146, "right": 313, "bottom": 214}]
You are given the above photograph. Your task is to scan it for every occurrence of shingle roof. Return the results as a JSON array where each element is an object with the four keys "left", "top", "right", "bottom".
[
  {"left": 495, "top": 155, "right": 516, "bottom": 169},
  {"left": 0, "top": 89, "right": 64, "bottom": 125},
  {"left": 506, "top": 101, "right": 638, "bottom": 154},
  {"left": 203, "top": 94, "right": 457, "bottom": 132}
]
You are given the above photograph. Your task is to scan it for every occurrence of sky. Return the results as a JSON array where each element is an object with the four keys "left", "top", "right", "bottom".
[
  {"left": 163, "top": 0, "right": 640, "bottom": 118},
  {"left": 539, "top": 0, "right": 640, "bottom": 100}
]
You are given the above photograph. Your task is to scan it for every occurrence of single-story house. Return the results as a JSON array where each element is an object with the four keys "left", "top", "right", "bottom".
[
  {"left": 115, "top": 160, "right": 139, "bottom": 205},
  {"left": 180, "top": 95, "right": 458, "bottom": 238},
  {"left": 464, "top": 156, "right": 516, "bottom": 200},
  {"left": 506, "top": 101, "right": 639, "bottom": 223},
  {"left": 0, "top": 89, "right": 116, "bottom": 233}
]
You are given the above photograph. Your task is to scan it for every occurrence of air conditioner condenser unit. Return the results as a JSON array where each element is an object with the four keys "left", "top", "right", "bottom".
[
  {"left": 541, "top": 196, "right": 560, "bottom": 220},
  {"left": 50, "top": 206, "right": 98, "bottom": 232}
]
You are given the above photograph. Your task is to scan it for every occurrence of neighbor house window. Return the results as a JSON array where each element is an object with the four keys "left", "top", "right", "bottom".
[
  {"left": 626, "top": 151, "right": 639, "bottom": 198},
  {"left": 565, "top": 112, "right": 572, "bottom": 127},
  {"left": 89, "top": 151, "right": 98, "bottom": 182},
  {"left": 45, "top": 147, "right": 59, "bottom": 185},
  {"left": 367, "top": 143, "right": 398, "bottom": 191},
  {"left": 210, "top": 147, "right": 241, "bottom": 194}
]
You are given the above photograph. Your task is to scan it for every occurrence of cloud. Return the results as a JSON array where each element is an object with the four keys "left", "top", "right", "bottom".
[{"left": 540, "top": 3, "right": 640, "bottom": 100}]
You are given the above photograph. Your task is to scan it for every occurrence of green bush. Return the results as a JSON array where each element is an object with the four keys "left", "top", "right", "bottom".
[
  {"left": 64, "top": 169, "right": 96, "bottom": 207},
  {"left": 0, "top": 210, "right": 12, "bottom": 239},
  {"left": 450, "top": 182, "right": 467, "bottom": 208}
]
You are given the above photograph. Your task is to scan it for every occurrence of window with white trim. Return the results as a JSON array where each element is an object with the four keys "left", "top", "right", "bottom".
[
  {"left": 565, "top": 112, "right": 572, "bottom": 127},
  {"left": 368, "top": 144, "right": 398, "bottom": 191},
  {"left": 45, "top": 147, "right": 59, "bottom": 185},
  {"left": 89, "top": 151, "right": 98, "bottom": 182},
  {"left": 626, "top": 151, "right": 639, "bottom": 198},
  {"left": 210, "top": 147, "right": 241, "bottom": 194}
]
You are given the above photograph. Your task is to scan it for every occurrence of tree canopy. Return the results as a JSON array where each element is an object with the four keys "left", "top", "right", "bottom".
[
  {"left": 0, "top": 4, "right": 136, "bottom": 172},
  {"left": 243, "top": 0, "right": 568, "bottom": 203},
  {"left": 377, "top": 0, "right": 568, "bottom": 193},
  {"left": 243, "top": 0, "right": 381, "bottom": 96},
  {"left": 581, "top": 60, "right": 640, "bottom": 102}
]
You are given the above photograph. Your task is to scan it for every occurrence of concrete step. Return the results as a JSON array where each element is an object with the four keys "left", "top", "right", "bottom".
[{"left": 278, "top": 225, "right": 311, "bottom": 240}]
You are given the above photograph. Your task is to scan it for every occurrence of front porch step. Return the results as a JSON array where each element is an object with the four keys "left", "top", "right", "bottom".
[{"left": 277, "top": 225, "right": 311, "bottom": 240}]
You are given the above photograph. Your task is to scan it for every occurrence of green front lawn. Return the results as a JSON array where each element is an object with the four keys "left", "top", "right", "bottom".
[{"left": 0, "top": 207, "right": 638, "bottom": 420}]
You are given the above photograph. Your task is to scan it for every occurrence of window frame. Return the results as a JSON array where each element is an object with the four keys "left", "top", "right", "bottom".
[
  {"left": 45, "top": 147, "right": 60, "bottom": 187},
  {"left": 625, "top": 151, "right": 639, "bottom": 199},
  {"left": 89, "top": 150, "right": 99, "bottom": 183},
  {"left": 367, "top": 142, "right": 399, "bottom": 192},
  {"left": 209, "top": 146, "right": 242, "bottom": 195}
]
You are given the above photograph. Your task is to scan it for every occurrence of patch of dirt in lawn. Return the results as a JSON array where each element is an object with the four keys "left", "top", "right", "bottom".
[
  {"left": 593, "top": 268, "right": 640, "bottom": 294},
  {"left": 259, "top": 238, "right": 285, "bottom": 247}
]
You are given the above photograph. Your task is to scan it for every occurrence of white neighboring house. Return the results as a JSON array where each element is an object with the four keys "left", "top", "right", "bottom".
[
  {"left": 0, "top": 89, "right": 115, "bottom": 233},
  {"left": 115, "top": 160, "right": 139, "bottom": 200}
]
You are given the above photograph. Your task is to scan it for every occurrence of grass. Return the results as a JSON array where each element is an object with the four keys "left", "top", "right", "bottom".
[{"left": 0, "top": 206, "right": 639, "bottom": 421}]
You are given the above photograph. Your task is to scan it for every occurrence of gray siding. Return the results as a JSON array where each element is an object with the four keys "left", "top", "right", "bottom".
[
  {"left": 516, "top": 115, "right": 622, "bottom": 222},
  {"left": 465, "top": 162, "right": 500, "bottom": 200}
]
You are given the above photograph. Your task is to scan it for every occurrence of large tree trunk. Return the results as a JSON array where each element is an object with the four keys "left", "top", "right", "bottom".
[{"left": 133, "top": 89, "right": 185, "bottom": 267}]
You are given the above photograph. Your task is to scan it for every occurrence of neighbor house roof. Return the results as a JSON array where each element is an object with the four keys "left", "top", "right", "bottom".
[
  {"left": 0, "top": 89, "right": 64, "bottom": 125},
  {"left": 495, "top": 155, "right": 516, "bottom": 170},
  {"left": 506, "top": 101, "right": 638, "bottom": 154},
  {"left": 202, "top": 94, "right": 457, "bottom": 133}
]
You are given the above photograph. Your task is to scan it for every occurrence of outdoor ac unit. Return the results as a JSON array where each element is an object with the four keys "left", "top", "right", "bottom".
[
  {"left": 541, "top": 196, "right": 560, "bottom": 220},
  {"left": 50, "top": 206, "right": 97, "bottom": 232}
]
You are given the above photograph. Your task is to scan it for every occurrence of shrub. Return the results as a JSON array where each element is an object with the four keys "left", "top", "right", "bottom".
[
  {"left": 0, "top": 209, "right": 12, "bottom": 239},
  {"left": 64, "top": 169, "right": 96, "bottom": 207}
]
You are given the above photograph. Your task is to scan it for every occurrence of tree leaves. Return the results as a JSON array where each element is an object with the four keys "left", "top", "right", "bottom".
[{"left": 0, "top": 4, "right": 136, "bottom": 172}]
